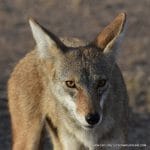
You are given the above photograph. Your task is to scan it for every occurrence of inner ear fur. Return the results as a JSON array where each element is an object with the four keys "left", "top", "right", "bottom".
[
  {"left": 29, "top": 17, "right": 67, "bottom": 58},
  {"left": 94, "top": 12, "right": 126, "bottom": 52}
]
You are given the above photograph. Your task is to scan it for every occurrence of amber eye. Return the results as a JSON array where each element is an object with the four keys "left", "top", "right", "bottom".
[
  {"left": 65, "top": 81, "right": 76, "bottom": 88},
  {"left": 98, "top": 79, "right": 107, "bottom": 88}
]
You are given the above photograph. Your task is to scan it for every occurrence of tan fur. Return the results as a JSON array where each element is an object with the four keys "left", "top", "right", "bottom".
[
  {"left": 76, "top": 89, "right": 93, "bottom": 115},
  {"left": 8, "top": 13, "right": 128, "bottom": 150}
]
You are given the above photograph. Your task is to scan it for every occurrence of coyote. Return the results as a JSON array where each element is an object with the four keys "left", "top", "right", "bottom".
[{"left": 8, "top": 13, "right": 128, "bottom": 150}]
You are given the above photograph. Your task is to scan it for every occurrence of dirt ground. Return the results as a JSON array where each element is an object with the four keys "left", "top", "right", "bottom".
[{"left": 0, "top": 0, "right": 150, "bottom": 150}]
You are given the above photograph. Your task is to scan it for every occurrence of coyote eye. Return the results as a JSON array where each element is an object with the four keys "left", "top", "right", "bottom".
[
  {"left": 98, "top": 79, "right": 107, "bottom": 88},
  {"left": 65, "top": 81, "right": 76, "bottom": 88}
]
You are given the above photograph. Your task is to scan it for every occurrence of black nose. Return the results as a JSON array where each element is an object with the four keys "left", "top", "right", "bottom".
[{"left": 85, "top": 113, "right": 100, "bottom": 125}]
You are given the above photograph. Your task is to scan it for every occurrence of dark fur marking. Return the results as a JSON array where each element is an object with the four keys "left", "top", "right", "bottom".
[{"left": 46, "top": 117, "right": 58, "bottom": 138}]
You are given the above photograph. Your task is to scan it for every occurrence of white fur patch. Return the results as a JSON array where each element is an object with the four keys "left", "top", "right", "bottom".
[
  {"left": 51, "top": 83, "right": 76, "bottom": 113},
  {"left": 74, "top": 112, "right": 89, "bottom": 126},
  {"left": 29, "top": 18, "right": 56, "bottom": 58},
  {"left": 100, "top": 85, "right": 110, "bottom": 109},
  {"left": 100, "top": 91, "right": 107, "bottom": 108},
  {"left": 62, "top": 95, "right": 76, "bottom": 111}
]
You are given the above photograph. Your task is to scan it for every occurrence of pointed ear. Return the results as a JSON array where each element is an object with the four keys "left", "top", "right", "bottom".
[
  {"left": 94, "top": 12, "right": 126, "bottom": 55},
  {"left": 29, "top": 18, "right": 66, "bottom": 58}
]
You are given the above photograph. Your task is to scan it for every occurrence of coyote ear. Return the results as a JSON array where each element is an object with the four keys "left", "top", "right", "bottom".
[
  {"left": 29, "top": 18, "right": 66, "bottom": 58},
  {"left": 94, "top": 13, "right": 126, "bottom": 55}
]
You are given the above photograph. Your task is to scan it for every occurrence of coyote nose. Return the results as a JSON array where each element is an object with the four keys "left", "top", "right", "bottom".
[{"left": 85, "top": 113, "right": 100, "bottom": 125}]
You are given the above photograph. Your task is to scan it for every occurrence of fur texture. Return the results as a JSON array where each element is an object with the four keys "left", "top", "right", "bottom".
[{"left": 8, "top": 13, "right": 128, "bottom": 150}]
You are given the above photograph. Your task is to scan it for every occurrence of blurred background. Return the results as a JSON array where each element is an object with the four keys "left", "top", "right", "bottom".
[{"left": 0, "top": 0, "right": 150, "bottom": 149}]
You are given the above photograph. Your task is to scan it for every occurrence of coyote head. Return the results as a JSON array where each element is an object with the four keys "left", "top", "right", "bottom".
[{"left": 29, "top": 13, "right": 126, "bottom": 129}]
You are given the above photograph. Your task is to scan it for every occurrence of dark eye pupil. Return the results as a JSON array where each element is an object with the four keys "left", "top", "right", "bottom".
[
  {"left": 98, "top": 79, "right": 106, "bottom": 87},
  {"left": 66, "top": 81, "right": 76, "bottom": 88}
]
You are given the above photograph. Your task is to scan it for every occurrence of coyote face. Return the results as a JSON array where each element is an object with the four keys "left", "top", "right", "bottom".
[
  {"left": 50, "top": 46, "right": 113, "bottom": 128},
  {"left": 29, "top": 13, "right": 126, "bottom": 129}
]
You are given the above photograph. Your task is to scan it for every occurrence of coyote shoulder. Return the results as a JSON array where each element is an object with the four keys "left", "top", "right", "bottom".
[{"left": 8, "top": 13, "right": 128, "bottom": 150}]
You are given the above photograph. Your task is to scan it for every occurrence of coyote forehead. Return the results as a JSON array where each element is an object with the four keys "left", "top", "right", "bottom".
[{"left": 55, "top": 46, "right": 112, "bottom": 82}]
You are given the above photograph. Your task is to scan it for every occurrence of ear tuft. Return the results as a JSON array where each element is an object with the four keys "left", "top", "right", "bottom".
[{"left": 94, "top": 12, "right": 126, "bottom": 54}]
